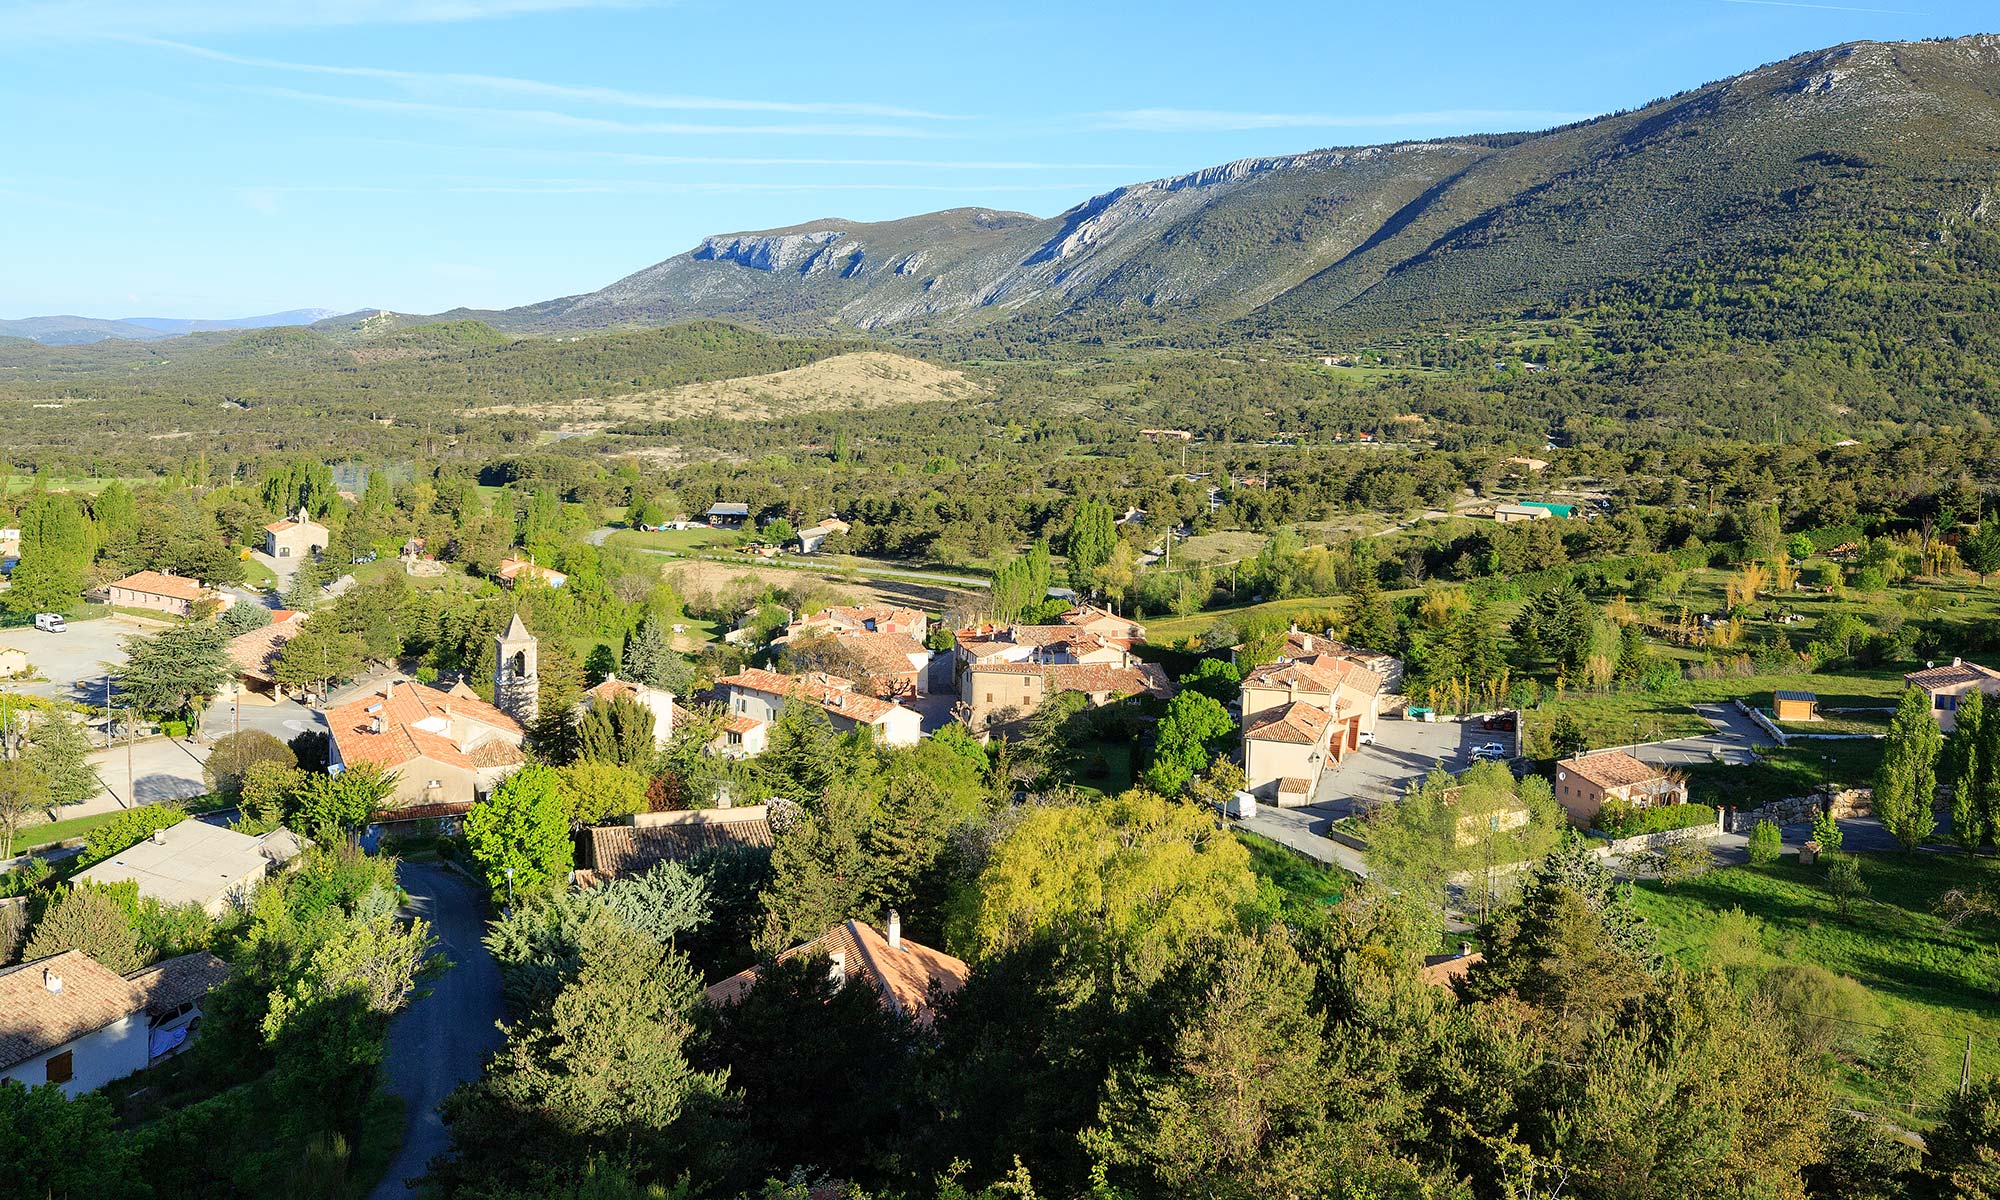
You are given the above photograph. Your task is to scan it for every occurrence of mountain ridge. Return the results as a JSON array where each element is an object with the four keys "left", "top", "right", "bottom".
[{"left": 413, "top": 34, "right": 2000, "bottom": 340}]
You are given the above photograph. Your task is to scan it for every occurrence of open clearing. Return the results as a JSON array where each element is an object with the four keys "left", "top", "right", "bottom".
[
  {"left": 477, "top": 351, "right": 982, "bottom": 423},
  {"left": 661, "top": 558, "right": 981, "bottom": 621}
]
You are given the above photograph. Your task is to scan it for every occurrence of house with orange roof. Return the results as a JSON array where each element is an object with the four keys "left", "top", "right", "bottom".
[
  {"left": 791, "top": 603, "right": 928, "bottom": 641},
  {"left": 1905, "top": 658, "right": 2000, "bottom": 732},
  {"left": 1238, "top": 636, "right": 1387, "bottom": 802},
  {"left": 263, "top": 507, "right": 329, "bottom": 561},
  {"left": 705, "top": 912, "right": 968, "bottom": 1025},
  {"left": 225, "top": 610, "right": 308, "bottom": 701},
  {"left": 496, "top": 558, "right": 568, "bottom": 589},
  {"left": 321, "top": 678, "right": 527, "bottom": 815},
  {"left": 959, "top": 660, "right": 1173, "bottom": 733},
  {"left": 717, "top": 667, "right": 923, "bottom": 748},
  {"left": 104, "top": 570, "right": 231, "bottom": 619},
  {"left": 1552, "top": 750, "right": 1687, "bottom": 827},
  {"left": 1057, "top": 604, "right": 1145, "bottom": 648}
]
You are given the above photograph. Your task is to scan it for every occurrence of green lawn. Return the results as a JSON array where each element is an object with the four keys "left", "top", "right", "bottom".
[
  {"left": 1, "top": 474, "right": 146, "bottom": 495},
  {"left": 1534, "top": 689, "right": 1714, "bottom": 749},
  {"left": 1633, "top": 854, "right": 2000, "bottom": 1112},
  {"left": 12, "top": 808, "right": 126, "bottom": 855},
  {"left": 1066, "top": 741, "right": 1134, "bottom": 795},
  {"left": 1681, "top": 740, "right": 1884, "bottom": 810},
  {"left": 606, "top": 527, "right": 742, "bottom": 553},
  {"left": 1238, "top": 830, "right": 1350, "bottom": 919}
]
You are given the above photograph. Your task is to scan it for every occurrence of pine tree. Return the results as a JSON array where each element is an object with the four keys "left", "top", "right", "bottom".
[
  {"left": 1345, "top": 567, "right": 1397, "bottom": 652},
  {"left": 25, "top": 713, "right": 98, "bottom": 811},
  {"left": 1877, "top": 685, "right": 1943, "bottom": 853},
  {"left": 1946, "top": 688, "right": 1987, "bottom": 851}
]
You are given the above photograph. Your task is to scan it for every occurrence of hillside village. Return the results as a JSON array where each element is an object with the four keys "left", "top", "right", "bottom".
[
  {"left": 13, "top": 18, "right": 2000, "bottom": 1200},
  {"left": 0, "top": 432, "right": 1997, "bottom": 1198}
]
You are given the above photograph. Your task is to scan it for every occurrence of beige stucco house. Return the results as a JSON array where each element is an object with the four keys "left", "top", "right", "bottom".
[
  {"left": 104, "top": 570, "right": 230, "bottom": 619},
  {"left": 717, "top": 667, "right": 924, "bottom": 748},
  {"left": 264, "top": 508, "right": 330, "bottom": 560},
  {"left": 1553, "top": 750, "right": 1688, "bottom": 827},
  {"left": 1905, "top": 659, "right": 2000, "bottom": 732}
]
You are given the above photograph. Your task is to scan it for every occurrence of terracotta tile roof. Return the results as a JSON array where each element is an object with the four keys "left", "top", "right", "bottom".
[
  {"left": 227, "top": 613, "right": 307, "bottom": 682},
  {"left": 108, "top": 570, "right": 207, "bottom": 603},
  {"left": 124, "top": 950, "right": 230, "bottom": 1018},
  {"left": 717, "top": 668, "right": 904, "bottom": 724},
  {"left": 264, "top": 513, "right": 326, "bottom": 534},
  {"left": 966, "top": 661, "right": 1174, "bottom": 699},
  {"left": 1906, "top": 660, "right": 2000, "bottom": 690},
  {"left": 498, "top": 559, "right": 566, "bottom": 586},
  {"left": 0, "top": 951, "right": 146, "bottom": 1069},
  {"left": 584, "top": 807, "right": 776, "bottom": 877},
  {"left": 721, "top": 714, "right": 762, "bottom": 735},
  {"left": 1244, "top": 700, "right": 1335, "bottom": 745},
  {"left": 1560, "top": 750, "right": 1667, "bottom": 791},
  {"left": 705, "top": 919, "right": 969, "bottom": 1023},
  {"left": 826, "top": 630, "right": 930, "bottom": 677},
  {"left": 1419, "top": 951, "right": 1484, "bottom": 988},
  {"left": 323, "top": 679, "right": 523, "bottom": 774},
  {"left": 1058, "top": 605, "right": 1144, "bottom": 638},
  {"left": 795, "top": 604, "right": 924, "bottom": 637}
]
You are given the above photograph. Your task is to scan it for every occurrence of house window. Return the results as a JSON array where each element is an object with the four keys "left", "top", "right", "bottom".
[
  {"left": 46, "top": 1051, "right": 72, "bottom": 1084},
  {"left": 727, "top": 731, "right": 743, "bottom": 746},
  {"left": 985, "top": 693, "right": 994, "bottom": 703},
  {"left": 1937, "top": 694, "right": 1956, "bottom": 711}
]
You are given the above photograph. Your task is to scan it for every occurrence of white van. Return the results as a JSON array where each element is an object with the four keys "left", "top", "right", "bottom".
[{"left": 33, "top": 612, "right": 66, "bottom": 633}]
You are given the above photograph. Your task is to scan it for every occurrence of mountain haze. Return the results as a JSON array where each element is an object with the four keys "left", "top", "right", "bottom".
[
  {"left": 437, "top": 35, "right": 2000, "bottom": 337},
  {"left": 0, "top": 308, "right": 339, "bottom": 345}
]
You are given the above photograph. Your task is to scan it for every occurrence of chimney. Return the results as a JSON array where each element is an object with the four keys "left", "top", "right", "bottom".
[
  {"left": 1458, "top": 941, "right": 1472, "bottom": 959},
  {"left": 43, "top": 968, "right": 62, "bottom": 994},
  {"left": 715, "top": 784, "right": 733, "bottom": 810},
  {"left": 1954, "top": 657, "right": 1964, "bottom": 667},
  {"left": 887, "top": 910, "right": 902, "bottom": 951},
  {"left": 827, "top": 951, "right": 846, "bottom": 986},
  {"left": 370, "top": 715, "right": 386, "bottom": 734},
  {"left": 1301, "top": 634, "right": 1314, "bottom": 654}
]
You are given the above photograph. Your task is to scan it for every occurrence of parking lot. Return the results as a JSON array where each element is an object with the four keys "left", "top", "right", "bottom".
[
  {"left": 1311, "top": 714, "right": 1500, "bottom": 813},
  {"left": 0, "top": 614, "right": 139, "bottom": 705}
]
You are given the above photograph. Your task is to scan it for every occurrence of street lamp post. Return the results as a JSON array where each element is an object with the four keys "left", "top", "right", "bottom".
[{"left": 504, "top": 866, "right": 515, "bottom": 910}]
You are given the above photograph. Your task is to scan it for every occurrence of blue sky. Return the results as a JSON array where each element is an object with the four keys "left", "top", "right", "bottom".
[{"left": 1, "top": 0, "right": 1989, "bottom": 318}]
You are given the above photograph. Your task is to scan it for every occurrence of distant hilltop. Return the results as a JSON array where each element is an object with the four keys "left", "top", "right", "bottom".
[{"left": 0, "top": 308, "right": 342, "bottom": 346}]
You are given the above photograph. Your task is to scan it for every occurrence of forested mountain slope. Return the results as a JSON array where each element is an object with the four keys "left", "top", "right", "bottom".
[{"left": 436, "top": 36, "right": 2000, "bottom": 339}]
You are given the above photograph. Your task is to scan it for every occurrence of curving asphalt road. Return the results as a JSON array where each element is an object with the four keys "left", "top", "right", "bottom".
[{"left": 369, "top": 862, "right": 506, "bottom": 1200}]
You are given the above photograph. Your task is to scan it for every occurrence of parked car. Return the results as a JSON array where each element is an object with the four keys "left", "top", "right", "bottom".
[
  {"left": 1358, "top": 730, "right": 1376, "bottom": 746},
  {"left": 1468, "top": 741, "right": 1509, "bottom": 761},
  {"left": 351, "top": 551, "right": 377, "bottom": 565},
  {"left": 33, "top": 612, "right": 66, "bottom": 633}
]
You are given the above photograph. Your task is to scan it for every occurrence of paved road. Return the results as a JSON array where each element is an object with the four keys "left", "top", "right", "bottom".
[
  {"left": 370, "top": 862, "right": 505, "bottom": 1200},
  {"left": 1627, "top": 701, "right": 1775, "bottom": 768}
]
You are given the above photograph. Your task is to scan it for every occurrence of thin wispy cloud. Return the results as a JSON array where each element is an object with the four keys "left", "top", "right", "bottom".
[
  {"left": 1095, "top": 107, "right": 1589, "bottom": 134},
  {"left": 242, "top": 178, "right": 1092, "bottom": 198},
  {"left": 237, "top": 85, "right": 940, "bottom": 138},
  {"left": 1716, "top": 0, "right": 1925, "bottom": 14},
  {"left": 129, "top": 38, "right": 967, "bottom": 121},
  {"left": 413, "top": 143, "right": 1149, "bottom": 171},
  {"left": 4, "top": 0, "right": 643, "bottom": 38}
]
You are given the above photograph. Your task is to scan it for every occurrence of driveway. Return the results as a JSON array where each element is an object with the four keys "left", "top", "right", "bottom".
[
  {"left": 1234, "top": 715, "right": 1487, "bottom": 875},
  {"left": 1628, "top": 702, "right": 1774, "bottom": 769},
  {"left": 371, "top": 862, "right": 505, "bottom": 1199}
]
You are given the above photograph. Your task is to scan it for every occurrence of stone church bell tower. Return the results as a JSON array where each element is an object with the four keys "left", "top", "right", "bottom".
[{"left": 494, "top": 612, "right": 540, "bottom": 725}]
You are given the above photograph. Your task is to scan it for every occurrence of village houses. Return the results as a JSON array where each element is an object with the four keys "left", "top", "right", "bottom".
[
  {"left": 103, "top": 570, "right": 233, "bottom": 619},
  {"left": 716, "top": 667, "right": 924, "bottom": 748},
  {"left": 71, "top": 818, "right": 303, "bottom": 917},
  {"left": 1, "top": 949, "right": 230, "bottom": 1098}
]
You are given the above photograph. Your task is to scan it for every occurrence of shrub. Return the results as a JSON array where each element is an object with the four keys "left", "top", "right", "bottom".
[
  {"left": 1594, "top": 801, "right": 1718, "bottom": 839},
  {"left": 79, "top": 803, "right": 187, "bottom": 868},
  {"left": 202, "top": 730, "right": 297, "bottom": 801},
  {"left": 1747, "top": 819, "right": 1783, "bottom": 865},
  {"left": 22, "top": 883, "right": 144, "bottom": 973}
]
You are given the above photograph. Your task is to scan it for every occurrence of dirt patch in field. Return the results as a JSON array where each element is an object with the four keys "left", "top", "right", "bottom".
[
  {"left": 663, "top": 559, "right": 979, "bottom": 621},
  {"left": 480, "top": 351, "right": 982, "bottom": 423}
]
